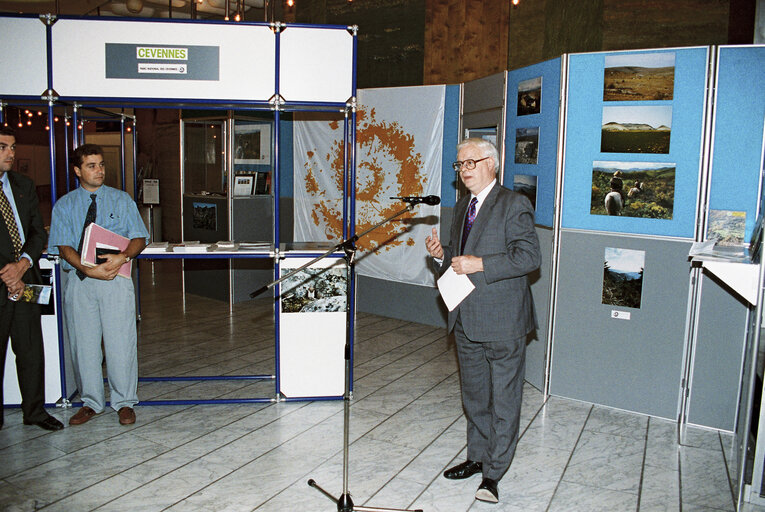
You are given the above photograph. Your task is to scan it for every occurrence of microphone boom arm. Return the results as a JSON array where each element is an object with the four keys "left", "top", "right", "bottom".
[{"left": 250, "top": 203, "right": 415, "bottom": 297}]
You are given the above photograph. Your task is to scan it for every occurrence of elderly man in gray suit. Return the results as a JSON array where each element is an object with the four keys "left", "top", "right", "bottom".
[{"left": 426, "top": 137, "right": 540, "bottom": 503}]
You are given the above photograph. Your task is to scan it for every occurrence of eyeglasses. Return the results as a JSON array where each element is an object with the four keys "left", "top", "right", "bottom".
[{"left": 452, "top": 156, "right": 490, "bottom": 172}]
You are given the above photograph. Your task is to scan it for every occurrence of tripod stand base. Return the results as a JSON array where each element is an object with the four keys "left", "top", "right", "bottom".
[{"left": 307, "top": 479, "right": 423, "bottom": 512}]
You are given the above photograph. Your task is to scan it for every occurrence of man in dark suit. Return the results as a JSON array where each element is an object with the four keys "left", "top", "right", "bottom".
[
  {"left": 0, "top": 127, "right": 64, "bottom": 431},
  {"left": 426, "top": 138, "right": 540, "bottom": 503}
]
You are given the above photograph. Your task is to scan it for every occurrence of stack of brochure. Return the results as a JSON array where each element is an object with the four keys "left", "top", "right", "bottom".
[
  {"left": 143, "top": 241, "right": 170, "bottom": 253},
  {"left": 172, "top": 242, "right": 210, "bottom": 253},
  {"left": 212, "top": 241, "right": 240, "bottom": 251}
]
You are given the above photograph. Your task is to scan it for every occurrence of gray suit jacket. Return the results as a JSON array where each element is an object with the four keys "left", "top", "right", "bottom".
[{"left": 437, "top": 184, "right": 541, "bottom": 341}]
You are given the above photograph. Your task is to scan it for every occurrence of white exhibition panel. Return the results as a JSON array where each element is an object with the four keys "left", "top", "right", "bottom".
[
  {"left": 279, "top": 26, "right": 354, "bottom": 103},
  {"left": 3, "top": 258, "right": 62, "bottom": 406},
  {"left": 51, "top": 19, "right": 275, "bottom": 101},
  {"left": 278, "top": 256, "right": 346, "bottom": 398},
  {"left": 0, "top": 17, "right": 48, "bottom": 96}
]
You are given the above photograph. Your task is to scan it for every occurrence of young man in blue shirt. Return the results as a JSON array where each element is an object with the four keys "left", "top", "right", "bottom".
[{"left": 48, "top": 143, "right": 148, "bottom": 426}]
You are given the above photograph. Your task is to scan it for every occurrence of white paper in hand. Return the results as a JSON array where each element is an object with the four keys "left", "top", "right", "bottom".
[{"left": 437, "top": 266, "right": 476, "bottom": 311}]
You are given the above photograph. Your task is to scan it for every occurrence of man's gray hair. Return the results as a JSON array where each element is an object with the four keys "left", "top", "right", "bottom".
[{"left": 457, "top": 137, "right": 499, "bottom": 172}]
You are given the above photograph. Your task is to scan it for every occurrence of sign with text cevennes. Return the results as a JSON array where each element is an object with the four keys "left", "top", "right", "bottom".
[{"left": 105, "top": 43, "right": 219, "bottom": 81}]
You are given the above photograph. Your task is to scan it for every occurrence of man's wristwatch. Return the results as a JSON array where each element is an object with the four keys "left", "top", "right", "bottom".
[{"left": 124, "top": 255, "right": 131, "bottom": 263}]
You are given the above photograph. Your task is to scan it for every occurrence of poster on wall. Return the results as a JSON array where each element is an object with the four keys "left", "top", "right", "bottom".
[
  {"left": 293, "top": 86, "right": 444, "bottom": 287},
  {"left": 602, "top": 247, "right": 645, "bottom": 309},
  {"left": 514, "top": 127, "right": 539, "bottom": 164},
  {"left": 601, "top": 105, "right": 672, "bottom": 154},
  {"left": 707, "top": 210, "right": 746, "bottom": 246},
  {"left": 513, "top": 174, "right": 538, "bottom": 210},
  {"left": 603, "top": 52, "right": 675, "bottom": 101},
  {"left": 590, "top": 161, "right": 675, "bottom": 219},
  {"left": 192, "top": 202, "right": 217, "bottom": 230},
  {"left": 517, "top": 77, "right": 542, "bottom": 116}
]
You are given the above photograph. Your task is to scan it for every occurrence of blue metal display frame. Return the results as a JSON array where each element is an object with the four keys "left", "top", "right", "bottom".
[{"left": 0, "top": 13, "right": 358, "bottom": 408}]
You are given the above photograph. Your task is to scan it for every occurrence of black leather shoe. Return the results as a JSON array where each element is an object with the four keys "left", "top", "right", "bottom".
[
  {"left": 23, "top": 415, "right": 64, "bottom": 431},
  {"left": 443, "top": 460, "right": 482, "bottom": 480},
  {"left": 475, "top": 477, "right": 499, "bottom": 503}
]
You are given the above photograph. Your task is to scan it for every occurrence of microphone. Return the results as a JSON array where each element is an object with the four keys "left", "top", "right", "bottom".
[{"left": 390, "top": 195, "right": 441, "bottom": 206}]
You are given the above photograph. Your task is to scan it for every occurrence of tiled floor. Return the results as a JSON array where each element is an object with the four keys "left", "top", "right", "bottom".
[{"left": 0, "top": 260, "right": 755, "bottom": 511}]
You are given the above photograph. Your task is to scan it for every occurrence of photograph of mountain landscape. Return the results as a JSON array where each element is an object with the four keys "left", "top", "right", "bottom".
[
  {"left": 517, "top": 76, "right": 542, "bottom": 116},
  {"left": 280, "top": 267, "right": 347, "bottom": 313},
  {"left": 513, "top": 174, "right": 538, "bottom": 210},
  {"left": 591, "top": 161, "right": 675, "bottom": 219},
  {"left": 515, "top": 126, "right": 539, "bottom": 164},
  {"left": 707, "top": 209, "right": 746, "bottom": 246},
  {"left": 602, "top": 247, "right": 645, "bottom": 309},
  {"left": 604, "top": 52, "right": 675, "bottom": 101},
  {"left": 601, "top": 105, "right": 672, "bottom": 153}
]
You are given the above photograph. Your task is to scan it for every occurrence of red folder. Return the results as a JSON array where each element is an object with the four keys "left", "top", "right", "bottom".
[{"left": 80, "top": 223, "right": 132, "bottom": 279}]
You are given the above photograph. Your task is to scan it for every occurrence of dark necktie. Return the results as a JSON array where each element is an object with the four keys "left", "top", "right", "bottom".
[
  {"left": 0, "top": 181, "right": 22, "bottom": 261},
  {"left": 76, "top": 194, "right": 97, "bottom": 280},
  {"left": 460, "top": 197, "right": 478, "bottom": 255}
]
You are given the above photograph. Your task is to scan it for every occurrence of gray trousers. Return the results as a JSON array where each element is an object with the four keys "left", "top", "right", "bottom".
[
  {"left": 64, "top": 274, "right": 138, "bottom": 412},
  {"left": 454, "top": 316, "right": 526, "bottom": 481}
]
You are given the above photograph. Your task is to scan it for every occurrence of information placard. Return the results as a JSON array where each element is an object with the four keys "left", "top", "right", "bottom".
[{"left": 51, "top": 19, "right": 275, "bottom": 102}]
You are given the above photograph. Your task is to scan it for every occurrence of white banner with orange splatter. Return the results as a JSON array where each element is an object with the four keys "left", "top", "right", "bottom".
[{"left": 294, "top": 85, "right": 444, "bottom": 286}]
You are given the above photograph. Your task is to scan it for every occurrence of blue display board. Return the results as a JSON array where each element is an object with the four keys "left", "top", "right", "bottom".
[
  {"left": 504, "top": 57, "right": 562, "bottom": 228},
  {"left": 709, "top": 46, "right": 765, "bottom": 243},
  {"left": 561, "top": 47, "right": 709, "bottom": 237}
]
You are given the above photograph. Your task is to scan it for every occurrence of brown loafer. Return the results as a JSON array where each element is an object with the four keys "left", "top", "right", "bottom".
[
  {"left": 118, "top": 407, "right": 136, "bottom": 425},
  {"left": 69, "top": 406, "right": 97, "bottom": 425}
]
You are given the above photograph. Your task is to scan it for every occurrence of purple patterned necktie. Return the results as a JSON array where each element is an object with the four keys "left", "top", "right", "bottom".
[{"left": 460, "top": 197, "right": 478, "bottom": 255}]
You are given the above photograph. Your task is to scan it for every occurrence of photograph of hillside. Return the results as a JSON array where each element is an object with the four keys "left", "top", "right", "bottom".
[
  {"left": 604, "top": 52, "right": 675, "bottom": 101},
  {"left": 515, "top": 126, "right": 539, "bottom": 164},
  {"left": 591, "top": 161, "right": 675, "bottom": 219},
  {"left": 602, "top": 247, "right": 645, "bottom": 309},
  {"left": 707, "top": 209, "right": 746, "bottom": 246},
  {"left": 280, "top": 267, "right": 347, "bottom": 313},
  {"left": 513, "top": 174, "right": 537, "bottom": 210},
  {"left": 517, "top": 76, "right": 542, "bottom": 116},
  {"left": 601, "top": 105, "right": 672, "bottom": 153}
]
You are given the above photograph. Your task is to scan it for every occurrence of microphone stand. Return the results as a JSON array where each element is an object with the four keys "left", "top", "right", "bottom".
[{"left": 253, "top": 202, "right": 424, "bottom": 512}]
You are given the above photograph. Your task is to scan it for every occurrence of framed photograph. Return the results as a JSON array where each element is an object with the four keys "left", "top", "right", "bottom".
[
  {"left": 517, "top": 77, "right": 542, "bottom": 116},
  {"left": 514, "top": 127, "right": 539, "bottom": 164},
  {"left": 465, "top": 127, "right": 497, "bottom": 146},
  {"left": 591, "top": 161, "right": 675, "bottom": 219},
  {"left": 233, "top": 175, "right": 254, "bottom": 196},
  {"left": 234, "top": 123, "right": 271, "bottom": 165},
  {"left": 604, "top": 52, "right": 675, "bottom": 101},
  {"left": 513, "top": 174, "right": 538, "bottom": 210},
  {"left": 602, "top": 247, "right": 645, "bottom": 309},
  {"left": 192, "top": 202, "right": 217, "bottom": 230},
  {"left": 601, "top": 105, "right": 672, "bottom": 154}
]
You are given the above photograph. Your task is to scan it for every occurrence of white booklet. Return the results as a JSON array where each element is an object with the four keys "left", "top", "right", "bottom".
[{"left": 437, "top": 267, "right": 476, "bottom": 311}]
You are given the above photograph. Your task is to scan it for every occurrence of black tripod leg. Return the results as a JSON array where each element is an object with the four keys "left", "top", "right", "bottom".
[{"left": 306, "top": 479, "right": 355, "bottom": 511}]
